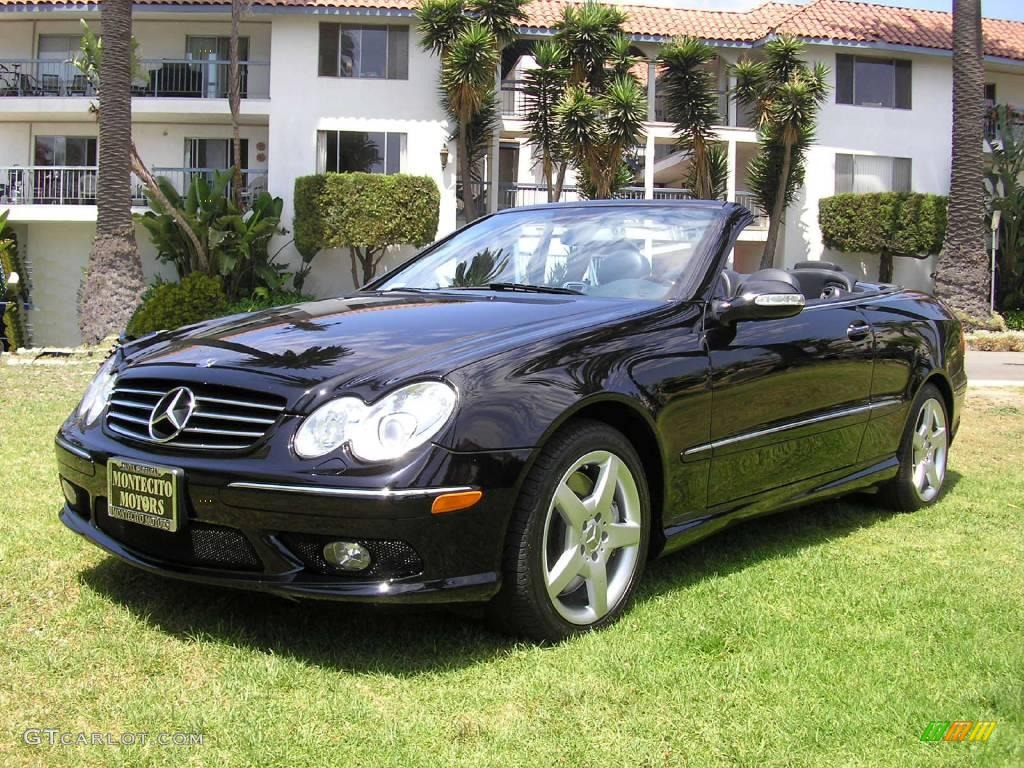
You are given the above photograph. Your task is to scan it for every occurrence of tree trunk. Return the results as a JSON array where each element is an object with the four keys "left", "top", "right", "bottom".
[
  {"left": 760, "top": 136, "right": 794, "bottom": 270},
  {"left": 457, "top": 124, "right": 476, "bottom": 223},
  {"left": 878, "top": 250, "right": 894, "bottom": 284},
  {"left": 693, "top": 135, "right": 709, "bottom": 200},
  {"left": 349, "top": 246, "right": 360, "bottom": 289},
  {"left": 228, "top": 0, "right": 248, "bottom": 209},
  {"left": 553, "top": 162, "right": 568, "bottom": 202},
  {"left": 79, "top": 0, "right": 145, "bottom": 344},
  {"left": 933, "top": 0, "right": 990, "bottom": 318},
  {"left": 543, "top": 156, "right": 554, "bottom": 203}
]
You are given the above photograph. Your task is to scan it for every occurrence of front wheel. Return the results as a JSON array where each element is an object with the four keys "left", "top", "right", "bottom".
[
  {"left": 489, "top": 420, "right": 650, "bottom": 642},
  {"left": 879, "top": 383, "right": 949, "bottom": 512}
]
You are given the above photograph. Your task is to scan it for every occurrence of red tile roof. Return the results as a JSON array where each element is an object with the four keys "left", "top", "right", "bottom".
[{"left": 1, "top": 0, "right": 1022, "bottom": 62}]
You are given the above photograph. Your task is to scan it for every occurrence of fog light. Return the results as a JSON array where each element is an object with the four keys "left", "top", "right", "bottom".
[
  {"left": 60, "top": 478, "right": 78, "bottom": 506},
  {"left": 323, "top": 541, "right": 371, "bottom": 572}
]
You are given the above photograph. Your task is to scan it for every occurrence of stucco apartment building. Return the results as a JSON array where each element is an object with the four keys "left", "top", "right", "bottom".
[{"left": 1, "top": 0, "right": 1022, "bottom": 345}]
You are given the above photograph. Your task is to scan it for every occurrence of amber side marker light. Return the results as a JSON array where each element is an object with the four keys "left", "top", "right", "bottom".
[{"left": 432, "top": 490, "right": 483, "bottom": 515}]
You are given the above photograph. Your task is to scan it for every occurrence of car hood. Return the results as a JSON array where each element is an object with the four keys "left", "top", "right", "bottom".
[{"left": 121, "top": 291, "right": 654, "bottom": 409}]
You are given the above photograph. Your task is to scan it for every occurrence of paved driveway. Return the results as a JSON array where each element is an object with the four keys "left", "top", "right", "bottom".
[{"left": 966, "top": 351, "right": 1024, "bottom": 386}]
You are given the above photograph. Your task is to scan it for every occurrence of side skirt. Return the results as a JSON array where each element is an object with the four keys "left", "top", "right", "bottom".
[{"left": 657, "top": 456, "right": 900, "bottom": 557}]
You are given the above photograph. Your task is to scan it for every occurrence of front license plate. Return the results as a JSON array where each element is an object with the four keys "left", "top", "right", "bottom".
[{"left": 107, "top": 458, "right": 182, "bottom": 533}]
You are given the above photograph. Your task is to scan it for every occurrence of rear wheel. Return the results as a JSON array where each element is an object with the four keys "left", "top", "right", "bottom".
[
  {"left": 489, "top": 420, "right": 650, "bottom": 641},
  {"left": 879, "top": 383, "right": 949, "bottom": 511}
]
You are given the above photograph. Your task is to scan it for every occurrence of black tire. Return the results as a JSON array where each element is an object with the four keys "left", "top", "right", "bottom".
[
  {"left": 487, "top": 419, "right": 650, "bottom": 642},
  {"left": 878, "top": 383, "right": 950, "bottom": 512}
]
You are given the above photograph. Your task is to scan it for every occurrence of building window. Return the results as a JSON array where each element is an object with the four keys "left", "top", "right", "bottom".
[
  {"left": 835, "top": 153, "right": 912, "bottom": 194},
  {"left": 185, "top": 138, "right": 249, "bottom": 169},
  {"left": 835, "top": 54, "right": 911, "bottom": 109},
  {"left": 317, "top": 23, "right": 409, "bottom": 80},
  {"left": 34, "top": 136, "right": 97, "bottom": 166},
  {"left": 316, "top": 131, "right": 406, "bottom": 174}
]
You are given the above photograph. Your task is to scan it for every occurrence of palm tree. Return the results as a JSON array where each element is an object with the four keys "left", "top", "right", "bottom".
[
  {"left": 552, "top": 2, "right": 646, "bottom": 199},
  {"left": 417, "top": 0, "right": 528, "bottom": 223},
  {"left": 933, "top": 0, "right": 990, "bottom": 318},
  {"left": 78, "top": 0, "right": 146, "bottom": 344},
  {"left": 658, "top": 37, "right": 721, "bottom": 200},
  {"left": 228, "top": 0, "right": 253, "bottom": 208},
  {"left": 523, "top": 40, "right": 569, "bottom": 201},
  {"left": 733, "top": 36, "right": 828, "bottom": 269}
]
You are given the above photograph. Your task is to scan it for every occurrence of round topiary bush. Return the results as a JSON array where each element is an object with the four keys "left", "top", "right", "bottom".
[{"left": 126, "top": 273, "right": 228, "bottom": 338}]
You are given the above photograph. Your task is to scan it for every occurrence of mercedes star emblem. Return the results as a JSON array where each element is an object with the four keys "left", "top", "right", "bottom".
[{"left": 148, "top": 387, "right": 197, "bottom": 442}]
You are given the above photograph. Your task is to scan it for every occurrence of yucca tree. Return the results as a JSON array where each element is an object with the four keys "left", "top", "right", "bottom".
[
  {"left": 418, "top": 0, "right": 528, "bottom": 222},
  {"left": 658, "top": 37, "right": 721, "bottom": 200},
  {"left": 733, "top": 36, "right": 828, "bottom": 269},
  {"left": 655, "top": 37, "right": 720, "bottom": 199},
  {"left": 78, "top": 0, "right": 146, "bottom": 344},
  {"left": 554, "top": 1, "right": 627, "bottom": 90},
  {"left": 558, "top": 74, "right": 647, "bottom": 199},
  {"left": 933, "top": 0, "right": 990, "bottom": 318},
  {"left": 523, "top": 40, "right": 570, "bottom": 201},
  {"left": 550, "top": 2, "right": 646, "bottom": 199}
]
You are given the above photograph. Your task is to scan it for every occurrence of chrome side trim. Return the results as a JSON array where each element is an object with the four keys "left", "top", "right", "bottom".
[
  {"left": 226, "top": 482, "right": 475, "bottom": 499},
  {"left": 55, "top": 435, "right": 92, "bottom": 461},
  {"left": 682, "top": 398, "right": 902, "bottom": 457}
]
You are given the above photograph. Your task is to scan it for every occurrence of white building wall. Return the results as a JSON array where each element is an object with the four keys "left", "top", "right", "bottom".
[
  {"left": 782, "top": 46, "right": 954, "bottom": 291},
  {"left": 267, "top": 14, "right": 453, "bottom": 297}
]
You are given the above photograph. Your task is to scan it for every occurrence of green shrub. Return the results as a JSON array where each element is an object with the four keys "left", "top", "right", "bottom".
[
  {"left": 126, "top": 273, "right": 228, "bottom": 338},
  {"left": 818, "top": 193, "right": 948, "bottom": 283},
  {"left": 293, "top": 172, "right": 440, "bottom": 287},
  {"left": 1004, "top": 309, "right": 1024, "bottom": 331},
  {"left": 966, "top": 330, "right": 1024, "bottom": 352},
  {"left": 1, "top": 210, "right": 30, "bottom": 349},
  {"left": 225, "top": 288, "right": 312, "bottom": 315}
]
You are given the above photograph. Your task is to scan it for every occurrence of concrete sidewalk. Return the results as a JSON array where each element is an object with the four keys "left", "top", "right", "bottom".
[{"left": 966, "top": 351, "right": 1024, "bottom": 387}]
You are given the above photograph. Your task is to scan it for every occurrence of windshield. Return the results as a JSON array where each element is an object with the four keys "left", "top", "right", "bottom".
[{"left": 376, "top": 205, "right": 721, "bottom": 301}]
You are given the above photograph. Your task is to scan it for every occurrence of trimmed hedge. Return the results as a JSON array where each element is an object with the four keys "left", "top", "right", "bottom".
[
  {"left": 819, "top": 193, "right": 947, "bottom": 282},
  {"left": 293, "top": 172, "right": 440, "bottom": 286},
  {"left": 126, "top": 273, "right": 228, "bottom": 338}
]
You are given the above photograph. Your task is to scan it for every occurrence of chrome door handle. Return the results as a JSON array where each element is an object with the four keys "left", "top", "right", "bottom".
[{"left": 847, "top": 321, "right": 871, "bottom": 341}]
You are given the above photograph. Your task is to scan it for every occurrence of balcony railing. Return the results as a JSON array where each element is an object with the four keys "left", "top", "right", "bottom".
[
  {"left": 500, "top": 80, "right": 527, "bottom": 117},
  {"left": 0, "top": 166, "right": 267, "bottom": 207},
  {"left": 735, "top": 190, "right": 768, "bottom": 229},
  {"left": 0, "top": 58, "right": 269, "bottom": 99},
  {"left": 984, "top": 102, "right": 1024, "bottom": 144}
]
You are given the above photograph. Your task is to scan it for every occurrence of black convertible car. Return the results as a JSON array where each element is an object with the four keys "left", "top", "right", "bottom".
[{"left": 56, "top": 201, "right": 966, "bottom": 640}]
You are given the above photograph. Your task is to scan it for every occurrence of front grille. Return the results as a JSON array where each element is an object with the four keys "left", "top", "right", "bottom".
[
  {"left": 280, "top": 533, "right": 424, "bottom": 580},
  {"left": 95, "top": 498, "right": 263, "bottom": 572},
  {"left": 105, "top": 378, "right": 286, "bottom": 451}
]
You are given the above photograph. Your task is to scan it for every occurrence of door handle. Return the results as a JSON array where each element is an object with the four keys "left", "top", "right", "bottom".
[{"left": 847, "top": 321, "right": 871, "bottom": 341}]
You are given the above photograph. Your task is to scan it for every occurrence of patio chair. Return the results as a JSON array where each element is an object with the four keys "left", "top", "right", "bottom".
[
  {"left": 69, "top": 74, "right": 90, "bottom": 96},
  {"left": 40, "top": 73, "right": 60, "bottom": 96},
  {"left": 78, "top": 173, "right": 97, "bottom": 203}
]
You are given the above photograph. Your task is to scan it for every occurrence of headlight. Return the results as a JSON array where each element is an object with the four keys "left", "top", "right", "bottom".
[
  {"left": 294, "top": 381, "right": 458, "bottom": 462},
  {"left": 77, "top": 355, "right": 118, "bottom": 426}
]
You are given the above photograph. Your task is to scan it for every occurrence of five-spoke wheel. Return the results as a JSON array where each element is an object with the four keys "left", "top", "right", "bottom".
[{"left": 490, "top": 420, "right": 649, "bottom": 641}]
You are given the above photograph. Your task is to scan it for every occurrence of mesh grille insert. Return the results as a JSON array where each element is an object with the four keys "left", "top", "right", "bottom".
[
  {"left": 95, "top": 499, "right": 263, "bottom": 572},
  {"left": 280, "top": 534, "right": 424, "bottom": 580}
]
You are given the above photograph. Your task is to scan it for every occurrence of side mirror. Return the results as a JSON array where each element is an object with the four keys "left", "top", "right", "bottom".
[{"left": 712, "top": 279, "right": 805, "bottom": 324}]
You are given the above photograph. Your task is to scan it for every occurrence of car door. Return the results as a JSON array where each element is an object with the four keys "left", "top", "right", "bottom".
[{"left": 703, "top": 300, "right": 876, "bottom": 508}]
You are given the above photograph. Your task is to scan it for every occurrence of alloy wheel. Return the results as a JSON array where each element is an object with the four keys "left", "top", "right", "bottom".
[
  {"left": 911, "top": 398, "right": 947, "bottom": 502},
  {"left": 541, "top": 450, "right": 643, "bottom": 625}
]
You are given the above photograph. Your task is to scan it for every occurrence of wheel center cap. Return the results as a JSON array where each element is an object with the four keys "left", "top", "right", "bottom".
[{"left": 582, "top": 520, "right": 601, "bottom": 554}]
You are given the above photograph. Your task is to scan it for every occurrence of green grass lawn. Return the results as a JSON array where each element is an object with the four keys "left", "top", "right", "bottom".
[{"left": 1, "top": 364, "right": 1021, "bottom": 767}]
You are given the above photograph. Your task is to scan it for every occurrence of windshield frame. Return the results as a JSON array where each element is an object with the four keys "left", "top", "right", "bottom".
[{"left": 363, "top": 202, "right": 744, "bottom": 303}]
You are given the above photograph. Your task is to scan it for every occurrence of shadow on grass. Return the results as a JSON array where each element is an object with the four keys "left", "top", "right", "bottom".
[{"left": 78, "top": 471, "right": 961, "bottom": 674}]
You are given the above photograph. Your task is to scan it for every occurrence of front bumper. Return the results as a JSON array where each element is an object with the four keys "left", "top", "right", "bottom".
[{"left": 56, "top": 430, "right": 531, "bottom": 604}]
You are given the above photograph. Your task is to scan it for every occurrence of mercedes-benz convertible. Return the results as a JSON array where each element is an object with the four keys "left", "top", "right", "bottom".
[{"left": 56, "top": 200, "right": 966, "bottom": 641}]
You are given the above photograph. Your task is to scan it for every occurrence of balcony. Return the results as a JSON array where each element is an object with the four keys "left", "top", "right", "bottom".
[
  {"left": 500, "top": 80, "right": 755, "bottom": 130},
  {"left": 734, "top": 190, "right": 768, "bottom": 229},
  {"left": 0, "top": 166, "right": 268, "bottom": 209},
  {"left": 0, "top": 58, "right": 270, "bottom": 99},
  {"left": 984, "top": 102, "right": 1024, "bottom": 145}
]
